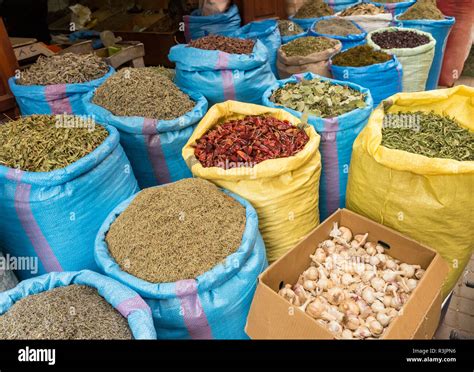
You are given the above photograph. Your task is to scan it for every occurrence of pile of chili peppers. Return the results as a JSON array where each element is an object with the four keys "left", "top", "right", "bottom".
[{"left": 194, "top": 115, "right": 309, "bottom": 169}]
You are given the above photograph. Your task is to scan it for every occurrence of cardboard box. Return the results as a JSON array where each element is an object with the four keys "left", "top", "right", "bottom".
[{"left": 245, "top": 209, "right": 449, "bottom": 339}]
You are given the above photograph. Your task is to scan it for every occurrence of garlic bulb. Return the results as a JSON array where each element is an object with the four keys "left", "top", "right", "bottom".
[
  {"left": 370, "top": 277, "right": 386, "bottom": 292},
  {"left": 327, "top": 287, "right": 345, "bottom": 306},
  {"left": 415, "top": 268, "right": 425, "bottom": 280},
  {"left": 339, "top": 226, "right": 353, "bottom": 242},
  {"left": 306, "top": 298, "right": 327, "bottom": 319},
  {"left": 341, "top": 329, "right": 354, "bottom": 339},
  {"left": 361, "top": 270, "right": 376, "bottom": 283},
  {"left": 341, "top": 273, "right": 356, "bottom": 286},
  {"left": 304, "top": 266, "right": 319, "bottom": 281},
  {"left": 377, "top": 312, "right": 392, "bottom": 327},
  {"left": 368, "top": 320, "right": 384, "bottom": 337},
  {"left": 310, "top": 248, "right": 326, "bottom": 264},
  {"left": 293, "top": 284, "right": 308, "bottom": 304},
  {"left": 278, "top": 284, "right": 296, "bottom": 303},
  {"left": 399, "top": 263, "right": 420, "bottom": 278},
  {"left": 344, "top": 315, "right": 360, "bottom": 331},
  {"left": 340, "top": 299, "right": 360, "bottom": 316},
  {"left": 371, "top": 300, "right": 385, "bottom": 314},
  {"left": 353, "top": 326, "right": 371, "bottom": 339},
  {"left": 362, "top": 287, "right": 376, "bottom": 304},
  {"left": 303, "top": 280, "right": 317, "bottom": 293},
  {"left": 364, "top": 242, "right": 377, "bottom": 256},
  {"left": 328, "top": 320, "right": 343, "bottom": 336}
]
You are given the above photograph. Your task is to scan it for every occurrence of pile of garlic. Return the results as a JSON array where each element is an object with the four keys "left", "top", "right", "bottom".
[{"left": 277, "top": 223, "right": 425, "bottom": 339}]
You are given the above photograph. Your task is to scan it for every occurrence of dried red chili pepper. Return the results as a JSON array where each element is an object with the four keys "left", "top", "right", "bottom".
[{"left": 194, "top": 115, "right": 309, "bottom": 169}]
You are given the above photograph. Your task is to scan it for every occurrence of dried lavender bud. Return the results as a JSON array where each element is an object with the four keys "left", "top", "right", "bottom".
[
  {"left": 189, "top": 35, "right": 255, "bottom": 55},
  {"left": 17, "top": 53, "right": 109, "bottom": 86}
]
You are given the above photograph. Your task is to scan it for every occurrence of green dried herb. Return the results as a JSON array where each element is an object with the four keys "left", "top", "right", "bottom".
[
  {"left": 314, "top": 18, "right": 363, "bottom": 36},
  {"left": 281, "top": 36, "right": 338, "bottom": 57},
  {"left": 398, "top": 0, "right": 444, "bottom": 20},
  {"left": 271, "top": 78, "right": 367, "bottom": 118},
  {"left": 17, "top": 53, "right": 109, "bottom": 86},
  {"left": 278, "top": 20, "right": 304, "bottom": 36},
  {"left": 340, "top": 3, "right": 387, "bottom": 16},
  {"left": 151, "top": 65, "right": 175, "bottom": 81},
  {"left": 294, "top": 0, "right": 334, "bottom": 18},
  {"left": 374, "top": 0, "right": 404, "bottom": 3},
  {"left": 0, "top": 115, "right": 107, "bottom": 172},
  {"left": 0, "top": 285, "right": 132, "bottom": 340},
  {"left": 93, "top": 67, "right": 195, "bottom": 120},
  {"left": 382, "top": 111, "right": 474, "bottom": 161},
  {"left": 332, "top": 45, "right": 392, "bottom": 67}
]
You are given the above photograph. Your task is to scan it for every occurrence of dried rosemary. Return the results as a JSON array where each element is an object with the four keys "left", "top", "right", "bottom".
[
  {"left": 382, "top": 111, "right": 474, "bottom": 161},
  {"left": 0, "top": 285, "right": 132, "bottom": 340},
  {"left": 17, "top": 53, "right": 109, "bottom": 86},
  {"left": 106, "top": 178, "right": 246, "bottom": 283},
  {"left": 0, "top": 115, "right": 108, "bottom": 172}
]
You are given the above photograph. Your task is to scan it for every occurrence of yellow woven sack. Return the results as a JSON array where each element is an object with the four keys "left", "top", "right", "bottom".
[
  {"left": 346, "top": 85, "right": 474, "bottom": 298},
  {"left": 183, "top": 100, "right": 322, "bottom": 262}
]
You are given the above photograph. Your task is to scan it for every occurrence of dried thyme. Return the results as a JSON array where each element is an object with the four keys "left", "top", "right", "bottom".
[
  {"left": 0, "top": 115, "right": 107, "bottom": 172},
  {"left": 281, "top": 36, "right": 338, "bottom": 57},
  {"left": 0, "top": 285, "right": 132, "bottom": 340},
  {"left": 17, "top": 53, "right": 109, "bottom": 86},
  {"left": 278, "top": 20, "right": 304, "bottom": 36},
  {"left": 294, "top": 0, "right": 334, "bottom": 18},
  {"left": 332, "top": 45, "right": 392, "bottom": 67},
  {"left": 382, "top": 111, "right": 474, "bottom": 161},
  {"left": 106, "top": 178, "right": 247, "bottom": 283},
  {"left": 398, "top": 0, "right": 445, "bottom": 20},
  {"left": 92, "top": 67, "right": 195, "bottom": 120}
]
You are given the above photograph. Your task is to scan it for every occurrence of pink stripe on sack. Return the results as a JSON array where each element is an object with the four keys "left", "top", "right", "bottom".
[
  {"left": 385, "top": 3, "right": 396, "bottom": 17},
  {"left": 321, "top": 118, "right": 340, "bottom": 216},
  {"left": 116, "top": 295, "right": 151, "bottom": 318},
  {"left": 216, "top": 52, "right": 236, "bottom": 101},
  {"left": 175, "top": 279, "right": 213, "bottom": 340},
  {"left": 184, "top": 15, "right": 191, "bottom": 42},
  {"left": 44, "top": 84, "right": 73, "bottom": 114},
  {"left": 7, "top": 170, "right": 62, "bottom": 272},
  {"left": 142, "top": 118, "right": 171, "bottom": 185}
]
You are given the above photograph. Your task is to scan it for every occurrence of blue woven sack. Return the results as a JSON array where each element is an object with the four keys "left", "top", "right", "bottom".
[
  {"left": 95, "top": 189, "right": 268, "bottom": 340},
  {"left": 309, "top": 16, "right": 367, "bottom": 51},
  {"left": 394, "top": 15, "right": 455, "bottom": 90},
  {"left": 169, "top": 40, "right": 276, "bottom": 105},
  {"left": 330, "top": 52, "right": 403, "bottom": 106},
  {"left": 228, "top": 19, "right": 281, "bottom": 77},
  {"left": 0, "top": 270, "right": 156, "bottom": 339},
  {"left": 0, "top": 122, "right": 139, "bottom": 280},
  {"left": 262, "top": 72, "right": 373, "bottom": 220},
  {"left": 368, "top": 0, "right": 416, "bottom": 17},
  {"left": 83, "top": 89, "right": 208, "bottom": 189},
  {"left": 8, "top": 67, "right": 114, "bottom": 116},
  {"left": 183, "top": 4, "right": 241, "bottom": 42}
]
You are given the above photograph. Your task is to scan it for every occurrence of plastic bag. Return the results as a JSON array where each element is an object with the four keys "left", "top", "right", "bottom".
[
  {"left": 437, "top": 0, "right": 473, "bottom": 86},
  {"left": 309, "top": 16, "right": 368, "bottom": 50},
  {"left": 228, "top": 19, "right": 281, "bottom": 77},
  {"left": 83, "top": 89, "right": 208, "bottom": 189},
  {"left": 262, "top": 72, "right": 373, "bottom": 220},
  {"left": 8, "top": 67, "right": 114, "bottom": 116},
  {"left": 182, "top": 100, "right": 322, "bottom": 262},
  {"left": 0, "top": 123, "right": 139, "bottom": 280},
  {"left": 0, "top": 270, "right": 157, "bottom": 339},
  {"left": 368, "top": 0, "right": 416, "bottom": 17},
  {"left": 169, "top": 40, "right": 276, "bottom": 106},
  {"left": 346, "top": 85, "right": 474, "bottom": 298},
  {"left": 335, "top": 10, "right": 393, "bottom": 33},
  {"left": 330, "top": 53, "right": 403, "bottom": 106},
  {"left": 183, "top": 4, "right": 241, "bottom": 42},
  {"left": 367, "top": 27, "right": 436, "bottom": 92},
  {"left": 395, "top": 15, "right": 455, "bottom": 90},
  {"left": 277, "top": 37, "right": 342, "bottom": 79},
  {"left": 95, "top": 189, "right": 267, "bottom": 339}
]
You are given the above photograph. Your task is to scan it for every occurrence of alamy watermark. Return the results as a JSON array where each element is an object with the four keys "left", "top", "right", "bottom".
[
  {"left": 215, "top": 159, "right": 258, "bottom": 179},
  {"left": 55, "top": 114, "right": 96, "bottom": 132},
  {"left": 383, "top": 113, "right": 421, "bottom": 132},
  {"left": 0, "top": 254, "right": 38, "bottom": 275}
]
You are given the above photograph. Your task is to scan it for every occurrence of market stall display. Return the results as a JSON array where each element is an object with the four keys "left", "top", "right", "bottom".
[
  {"left": 0, "top": 115, "right": 138, "bottom": 279},
  {"left": 95, "top": 178, "right": 267, "bottom": 339},
  {"left": 367, "top": 27, "right": 436, "bottom": 92},
  {"left": 330, "top": 45, "right": 403, "bottom": 105},
  {"left": 346, "top": 85, "right": 474, "bottom": 298},
  {"left": 278, "top": 19, "right": 306, "bottom": 44},
  {"left": 309, "top": 17, "right": 367, "bottom": 50},
  {"left": 277, "top": 36, "right": 341, "bottom": 78},
  {"left": 395, "top": 0, "right": 455, "bottom": 90},
  {"left": 183, "top": 101, "right": 322, "bottom": 263},
  {"left": 289, "top": 0, "right": 334, "bottom": 31},
  {"left": 336, "top": 3, "right": 393, "bottom": 33},
  {"left": 169, "top": 35, "right": 276, "bottom": 105},
  {"left": 263, "top": 73, "right": 373, "bottom": 220},
  {"left": 8, "top": 53, "right": 114, "bottom": 115},
  {"left": 0, "top": 271, "right": 156, "bottom": 339},
  {"left": 84, "top": 67, "right": 208, "bottom": 189}
]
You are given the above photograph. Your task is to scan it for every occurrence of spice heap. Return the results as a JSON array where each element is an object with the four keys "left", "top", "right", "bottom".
[
  {"left": 271, "top": 79, "right": 366, "bottom": 118},
  {"left": 382, "top": 111, "right": 474, "bottom": 161},
  {"left": 294, "top": 0, "right": 334, "bottom": 18},
  {"left": 374, "top": 0, "right": 403, "bottom": 3},
  {"left": 371, "top": 30, "right": 430, "bottom": 49},
  {"left": 0, "top": 285, "right": 132, "bottom": 340},
  {"left": 17, "top": 53, "right": 109, "bottom": 86},
  {"left": 0, "top": 115, "right": 107, "bottom": 172},
  {"left": 278, "top": 223, "right": 425, "bottom": 339},
  {"left": 332, "top": 45, "right": 392, "bottom": 67},
  {"left": 281, "top": 36, "right": 338, "bottom": 57},
  {"left": 398, "top": 0, "right": 444, "bottom": 20},
  {"left": 106, "top": 178, "right": 246, "bottom": 283},
  {"left": 314, "top": 18, "right": 363, "bottom": 36},
  {"left": 93, "top": 68, "right": 194, "bottom": 120},
  {"left": 339, "top": 3, "right": 387, "bottom": 16},
  {"left": 278, "top": 20, "right": 304, "bottom": 36},
  {"left": 194, "top": 115, "right": 309, "bottom": 168},
  {"left": 152, "top": 65, "right": 175, "bottom": 80},
  {"left": 189, "top": 35, "right": 255, "bottom": 54}
]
